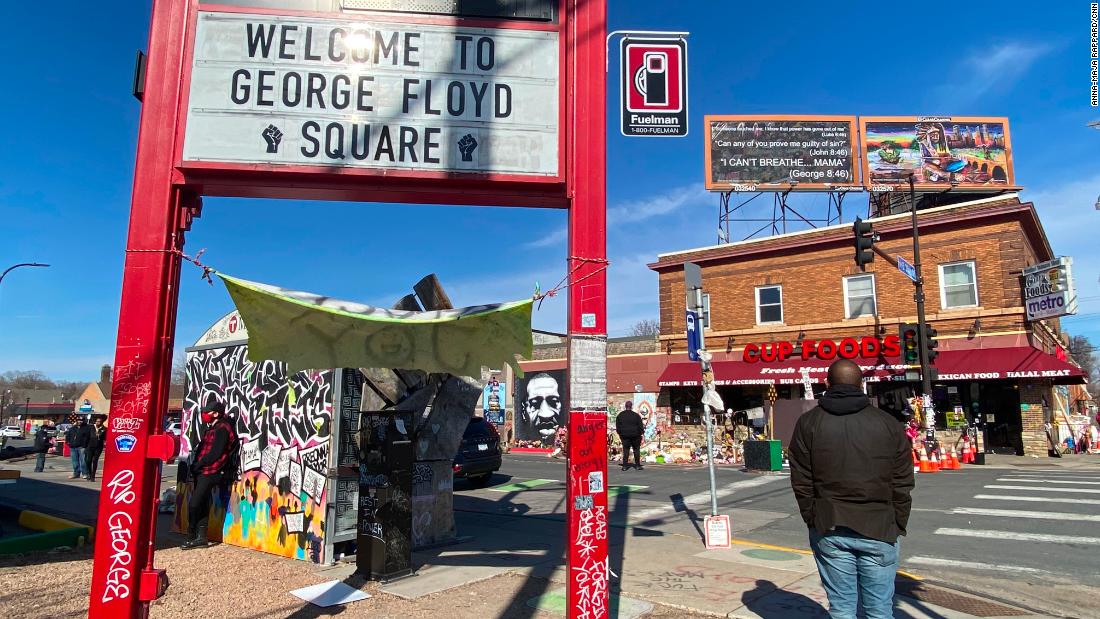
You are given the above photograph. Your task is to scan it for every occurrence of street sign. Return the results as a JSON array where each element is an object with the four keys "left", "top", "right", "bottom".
[
  {"left": 896, "top": 255, "right": 918, "bottom": 283},
  {"left": 684, "top": 261, "right": 702, "bottom": 309},
  {"left": 704, "top": 514, "right": 731, "bottom": 549},
  {"left": 686, "top": 310, "right": 701, "bottom": 362},
  {"left": 620, "top": 37, "right": 688, "bottom": 137}
]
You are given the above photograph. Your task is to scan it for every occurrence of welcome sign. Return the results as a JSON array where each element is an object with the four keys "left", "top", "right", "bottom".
[{"left": 183, "top": 11, "right": 560, "bottom": 176}]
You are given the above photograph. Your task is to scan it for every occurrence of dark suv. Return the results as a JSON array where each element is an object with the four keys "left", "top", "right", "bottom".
[{"left": 453, "top": 417, "right": 502, "bottom": 487}]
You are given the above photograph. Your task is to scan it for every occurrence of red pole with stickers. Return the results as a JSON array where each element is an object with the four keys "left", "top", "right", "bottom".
[{"left": 88, "top": 0, "right": 607, "bottom": 617}]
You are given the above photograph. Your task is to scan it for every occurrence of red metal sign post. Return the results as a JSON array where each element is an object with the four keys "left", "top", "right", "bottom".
[
  {"left": 565, "top": 1, "right": 609, "bottom": 618},
  {"left": 89, "top": 0, "right": 607, "bottom": 616}
]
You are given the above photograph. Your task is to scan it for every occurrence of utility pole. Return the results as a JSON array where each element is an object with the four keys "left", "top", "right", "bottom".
[
  {"left": 684, "top": 262, "right": 720, "bottom": 517},
  {"left": 908, "top": 175, "right": 935, "bottom": 433}
]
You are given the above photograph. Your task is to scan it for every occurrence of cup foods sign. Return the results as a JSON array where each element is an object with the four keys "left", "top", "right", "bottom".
[
  {"left": 1022, "top": 257, "right": 1077, "bottom": 321},
  {"left": 183, "top": 12, "right": 559, "bottom": 176}
]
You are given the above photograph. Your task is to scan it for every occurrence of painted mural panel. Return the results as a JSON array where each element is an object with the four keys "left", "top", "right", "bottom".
[
  {"left": 860, "top": 116, "right": 1014, "bottom": 189},
  {"left": 514, "top": 369, "right": 568, "bottom": 446},
  {"left": 633, "top": 393, "right": 659, "bottom": 442},
  {"left": 175, "top": 345, "right": 333, "bottom": 563}
]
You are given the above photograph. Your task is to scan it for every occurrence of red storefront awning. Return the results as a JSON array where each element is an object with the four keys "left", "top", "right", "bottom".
[
  {"left": 658, "top": 356, "right": 908, "bottom": 387},
  {"left": 935, "top": 347, "right": 1087, "bottom": 384},
  {"left": 657, "top": 346, "right": 1087, "bottom": 387}
]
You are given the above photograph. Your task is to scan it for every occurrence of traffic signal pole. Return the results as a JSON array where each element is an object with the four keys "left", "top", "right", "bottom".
[{"left": 908, "top": 175, "right": 935, "bottom": 430}]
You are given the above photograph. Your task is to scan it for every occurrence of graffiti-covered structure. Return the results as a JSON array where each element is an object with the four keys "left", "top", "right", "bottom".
[{"left": 175, "top": 311, "right": 460, "bottom": 564}]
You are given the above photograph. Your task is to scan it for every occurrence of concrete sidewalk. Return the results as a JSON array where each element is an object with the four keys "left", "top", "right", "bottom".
[
  {"left": 374, "top": 505, "right": 1054, "bottom": 619},
  {"left": 0, "top": 453, "right": 1061, "bottom": 618}
]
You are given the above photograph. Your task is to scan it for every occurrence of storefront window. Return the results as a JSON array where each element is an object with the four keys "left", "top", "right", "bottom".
[
  {"left": 756, "top": 285, "right": 783, "bottom": 324},
  {"left": 843, "top": 274, "right": 876, "bottom": 318},
  {"left": 939, "top": 261, "right": 978, "bottom": 309}
]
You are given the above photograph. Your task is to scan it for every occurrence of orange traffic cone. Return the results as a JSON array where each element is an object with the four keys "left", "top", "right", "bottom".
[
  {"left": 912, "top": 448, "right": 920, "bottom": 473},
  {"left": 944, "top": 447, "right": 958, "bottom": 470},
  {"left": 951, "top": 446, "right": 963, "bottom": 469},
  {"left": 965, "top": 441, "right": 976, "bottom": 464},
  {"left": 918, "top": 447, "right": 934, "bottom": 473},
  {"left": 930, "top": 449, "right": 941, "bottom": 472}
]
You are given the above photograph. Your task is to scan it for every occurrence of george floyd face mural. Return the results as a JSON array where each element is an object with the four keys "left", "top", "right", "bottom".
[{"left": 515, "top": 370, "right": 567, "bottom": 445}]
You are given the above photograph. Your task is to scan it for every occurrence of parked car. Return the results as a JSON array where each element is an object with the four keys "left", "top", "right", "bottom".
[
  {"left": 453, "top": 417, "right": 502, "bottom": 487},
  {"left": 1, "top": 426, "right": 24, "bottom": 440},
  {"left": 165, "top": 422, "right": 182, "bottom": 436}
]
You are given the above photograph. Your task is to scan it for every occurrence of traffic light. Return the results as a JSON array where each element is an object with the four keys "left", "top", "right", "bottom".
[
  {"left": 900, "top": 323, "right": 920, "bottom": 364},
  {"left": 853, "top": 217, "right": 874, "bottom": 270},
  {"left": 923, "top": 324, "right": 939, "bottom": 363}
]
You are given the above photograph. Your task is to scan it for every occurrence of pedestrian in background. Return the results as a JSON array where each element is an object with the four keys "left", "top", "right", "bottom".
[
  {"left": 184, "top": 401, "right": 237, "bottom": 550},
  {"left": 85, "top": 417, "right": 107, "bottom": 481},
  {"left": 789, "top": 359, "right": 914, "bottom": 619},
  {"left": 65, "top": 417, "right": 91, "bottom": 479},
  {"left": 615, "top": 400, "right": 645, "bottom": 471},
  {"left": 33, "top": 423, "right": 53, "bottom": 472}
]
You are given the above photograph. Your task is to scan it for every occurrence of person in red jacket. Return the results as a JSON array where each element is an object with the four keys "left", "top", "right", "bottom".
[{"left": 183, "top": 400, "right": 237, "bottom": 550}]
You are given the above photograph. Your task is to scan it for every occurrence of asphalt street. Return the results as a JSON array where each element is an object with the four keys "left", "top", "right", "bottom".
[{"left": 457, "top": 454, "right": 1100, "bottom": 614}]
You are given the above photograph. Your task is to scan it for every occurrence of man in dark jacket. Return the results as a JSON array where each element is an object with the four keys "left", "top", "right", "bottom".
[
  {"left": 615, "top": 401, "right": 645, "bottom": 471},
  {"left": 33, "top": 423, "right": 53, "bottom": 472},
  {"left": 183, "top": 401, "right": 237, "bottom": 550},
  {"left": 84, "top": 417, "right": 107, "bottom": 481},
  {"left": 788, "top": 359, "right": 914, "bottom": 619},
  {"left": 65, "top": 418, "right": 92, "bottom": 479}
]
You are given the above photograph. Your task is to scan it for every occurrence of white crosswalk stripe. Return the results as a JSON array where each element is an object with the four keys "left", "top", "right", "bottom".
[
  {"left": 952, "top": 507, "right": 1100, "bottom": 522},
  {"left": 935, "top": 528, "right": 1100, "bottom": 545},
  {"left": 997, "top": 477, "right": 1100, "bottom": 485},
  {"left": 974, "top": 494, "right": 1100, "bottom": 506},
  {"left": 985, "top": 484, "right": 1100, "bottom": 494},
  {"left": 906, "top": 556, "right": 1044, "bottom": 574}
]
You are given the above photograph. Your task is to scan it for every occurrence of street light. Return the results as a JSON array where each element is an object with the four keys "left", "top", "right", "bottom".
[{"left": 0, "top": 262, "right": 50, "bottom": 290}]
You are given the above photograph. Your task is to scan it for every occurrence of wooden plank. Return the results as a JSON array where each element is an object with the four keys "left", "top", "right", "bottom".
[{"left": 414, "top": 274, "right": 454, "bottom": 311}]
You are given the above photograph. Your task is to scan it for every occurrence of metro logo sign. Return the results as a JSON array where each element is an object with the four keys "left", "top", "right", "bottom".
[{"left": 620, "top": 38, "right": 688, "bottom": 137}]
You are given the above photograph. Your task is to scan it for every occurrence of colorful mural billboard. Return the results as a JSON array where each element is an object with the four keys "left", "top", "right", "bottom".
[
  {"left": 175, "top": 346, "right": 333, "bottom": 563},
  {"left": 482, "top": 377, "right": 507, "bottom": 425},
  {"left": 705, "top": 115, "right": 859, "bottom": 190},
  {"left": 860, "top": 116, "right": 1015, "bottom": 190}
]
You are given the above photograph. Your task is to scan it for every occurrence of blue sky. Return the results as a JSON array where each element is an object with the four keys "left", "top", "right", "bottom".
[{"left": 0, "top": 1, "right": 1097, "bottom": 381}]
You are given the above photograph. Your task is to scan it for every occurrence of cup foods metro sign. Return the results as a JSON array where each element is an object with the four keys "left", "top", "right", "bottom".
[
  {"left": 1022, "top": 257, "right": 1078, "bottom": 321},
  {"left": 743, "top": 335, "right": 902, "bottom": 363}
]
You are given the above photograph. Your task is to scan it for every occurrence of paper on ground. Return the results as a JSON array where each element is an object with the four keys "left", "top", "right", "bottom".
[{"left": 290, "top": 580, "right": 371, "bottom": 607}]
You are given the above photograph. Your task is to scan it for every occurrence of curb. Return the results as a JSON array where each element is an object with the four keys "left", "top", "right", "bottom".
[{"left": 0, "top": 501, "right": 95, "bottom": 555}]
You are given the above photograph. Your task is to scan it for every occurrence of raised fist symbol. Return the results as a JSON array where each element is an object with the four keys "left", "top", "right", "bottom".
[
  {"left": 457, "top": 134, "right": 478, "bottom": 162},
  {"left": 262, "top": 124, "right": 283, "bottom": 154}
]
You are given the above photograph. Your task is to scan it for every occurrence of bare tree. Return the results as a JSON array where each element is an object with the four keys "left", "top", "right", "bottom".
[
  {"left": 629, "top": 319, "right": 661, "bottom": 337},
  {"left": 170, "top": 350, "right": 188, "bottom": 391},
  {"left": 1068, "top": 335, "right": 1099, "bottom": 399}
]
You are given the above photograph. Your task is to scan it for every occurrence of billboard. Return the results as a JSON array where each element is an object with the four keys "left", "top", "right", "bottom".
[
  {"left": 705, "top": 115, "right": 858, "bottom": 190},
  {"left": 860, "top": 116, "right": 1015, "bottom": 190},
  {"left": 1022, "top": 257, "right": 1078, "bottom": 321},
  {"left": 514, "top": 369, "right": 568, "bottom": 446},
  {"left": 182, "top": 10, "right": 560, "bottom": 176}
]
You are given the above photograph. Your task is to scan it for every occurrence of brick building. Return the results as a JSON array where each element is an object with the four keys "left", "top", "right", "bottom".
[{"left": 647, "top": 194, "right": 1087, "bottom": 456}]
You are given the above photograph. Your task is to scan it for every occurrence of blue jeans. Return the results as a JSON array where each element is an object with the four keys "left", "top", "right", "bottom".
[
  {"left": 809, "top": 527, "right": 899, "bottom": 619},
  {"left": 70, "top": 447, "right": 86, "bottom": 477},
  {"left": 35, "top": 452, "right": 46, "bottom": 472}
]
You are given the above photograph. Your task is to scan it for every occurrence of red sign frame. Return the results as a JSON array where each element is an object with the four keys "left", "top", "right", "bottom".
[{"left": 89, "top": 1, "right": 608, "bottom": 617}]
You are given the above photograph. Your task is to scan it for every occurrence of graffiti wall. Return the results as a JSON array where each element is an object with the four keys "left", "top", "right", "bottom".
[
  {"left": 175, "top": 345, "right": 333, "bottom": 563},
  {"left": 514, "top": 369, "right": 568, "bottom": 446}
]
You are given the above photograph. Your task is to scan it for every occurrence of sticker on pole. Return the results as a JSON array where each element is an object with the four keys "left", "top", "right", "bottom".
[
  {"left": 620, "top": 37, "right": 688, "bottom": 137},
  {"left": 704, "top": 514, "right": 731, "bottom": 549}
]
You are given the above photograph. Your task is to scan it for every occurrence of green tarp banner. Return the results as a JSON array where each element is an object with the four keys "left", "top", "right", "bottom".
[{"left": 219, "top": 275, "right": 533, "bottom": 377}]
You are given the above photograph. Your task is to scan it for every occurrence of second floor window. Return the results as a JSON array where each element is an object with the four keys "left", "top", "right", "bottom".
[
  {"left": 756, "top": 285, "right": 783, "bottom": 324},
  {"left": 844, "top": 274, "right": 877, "bottom": 318},
  {"left": 940, "top": 261, "right": 979, "bottom": 309}
]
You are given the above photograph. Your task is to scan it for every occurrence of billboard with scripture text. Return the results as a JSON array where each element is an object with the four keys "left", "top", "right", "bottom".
[
  {"left": 705, "top": 115, "right": 858, "bottom": 191},
  {"left": 860, "top": 116, "right": 1015, "bottom": 190}
]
